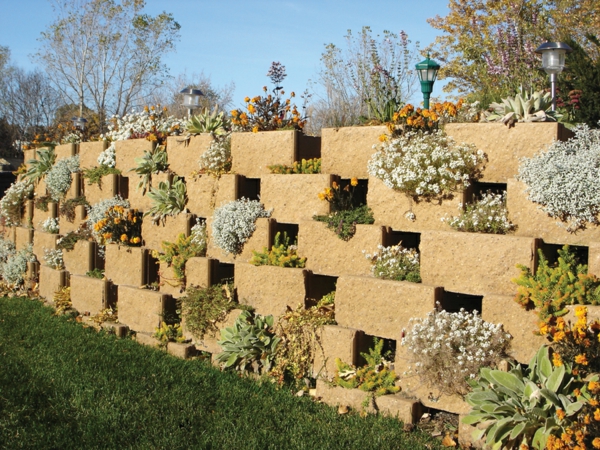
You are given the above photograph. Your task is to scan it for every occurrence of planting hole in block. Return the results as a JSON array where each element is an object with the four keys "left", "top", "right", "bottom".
[
  {"left": 210, "top": 261, "right": 234, "bottom": 285},
  {"left": 538, "top": 242, "right": 588, "bottom": 269},
  {"left": 146, "top": 252, "right": 160, "bottom": 286},
  {"left": 337, "top": 178, "right": 368, "bottom": 207},
  {"left": 271, "top": 222, "right": 299, "bottom": 245},
  {"left": 383, "top": 229, "right": 420, "bottom": 250},
  {"left": 471, "top": 181, "right": 507, "bottom": 199},
  {"left": 440, "top": 291, "right": 483, "bottom": 314},
  {"left": 356, "top": 333, "right": 397, "bottom": 367},
  {"left": 306, "top": 274, "right": 337, "bottom": 307},
  {"left": 238, "top": 177, "right": 260, "bottom": 201},
  {"left": 297, "top": 135, "right": 321, "bottom": 160}
]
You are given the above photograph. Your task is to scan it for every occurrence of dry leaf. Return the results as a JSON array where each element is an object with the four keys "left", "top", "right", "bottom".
[{"left": 441, "top": 434, "right": 457, "bottom": 447}]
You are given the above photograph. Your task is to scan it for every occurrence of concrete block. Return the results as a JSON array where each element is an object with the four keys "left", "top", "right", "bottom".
[
  {"left": 166, "top": 134, "right": 213, "bottom": 177},
  {"left": 14, "top": 226, "right": 33, "bottom": 251},
  {"left": 38, "top": 264, "right": 67, "bottom": 301},
  {"left": 118, "top": 284, "right": 172, "bottom": 333},
  {"left": 314, "top": 325, "right": 362, "bottom": 380},
  {"left": 375, "top": 394, "right": 422, "bottom": 425},
  {"left": 231, "top": 130, "right": 297, "bottom": 178},
  {"left": 186, "top": 174, "right": 238, "bottom": 218},
  {"left": 54, "top": 143, "right": 77, "bottom": 161},
  {"left": 185, "top": 257, "right": 212, "bottom": 289},
  {"left": 62, "top": 240, "right": 95, "bottom": 276},
  {"left": 70, "top": 274, "right": 110, "bottom": 316},
  {"left": 158, "top": 261, "right": 185, "bottom": 298},
  {"left": 83, "top": 174, "right": 120, "bottom": 205},
  {"left": 167, "top": 342, "right": 197, "bottom": 359},
  {"left": 115, "top": 138, "right": 154, "bottom": 172},
  {"left": 142, "top": 212, "right": 192, "bottom": 251},
  {"left": 104, "top": 244, "right": 147, "bottom": 286},
  {"left": 32, "top": 202, "right": 58, "bottom": 230},
  {"left": 315, "top": 380, "right": 377, "bottom": 414},
  {"left": 101, "top": 322, "right": 129, "bottom": 338},
  {"left": 125, "top": 171, "right": 170, "bottom": 212},
  {"left": 32, "top": 230, "right": 59, "bottom": 261},
  {"left": 20, "top": 200, "right": 33, "bottom": 226},
  {"left": 135, "top": 332, "right": 162, "bottom": 348},
  {"left": 58, "top": 204, "right": 87, "bottom": 235},
  {"left": 78, "top": 141, "right": 107, "bottom": 169}
]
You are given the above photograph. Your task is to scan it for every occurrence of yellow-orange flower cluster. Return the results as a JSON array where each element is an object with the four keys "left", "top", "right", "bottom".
[
  {"left": 230, "top": 90, "right": 307, "bottom": 132},
  {"left": 92, "top": 205, "right": 143, "bottom": 247}
]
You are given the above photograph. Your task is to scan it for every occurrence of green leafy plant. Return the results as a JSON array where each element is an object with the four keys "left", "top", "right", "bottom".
[
  {"left": 56, "top": 228, "right": 93, "bottom": 252},
  {"left": 184, "top": 107, "right": 230, "bottom": 136},
  {"left": 216, "top": 310, "right": 280, "bottom": 374},
  {"left": 145, "top": 176, "right": 188, "bottom": 224},
  {"left": 34, "top": 194, "right": 52, "bottom": 212},
  {"left": 24, "top": 147, "right": 55, "bottom": 184},
  {"left": 153, "top": 321, "right": 186, "bottom": 347},
  {"left": 313, "top": 205, "right": 374, "bottom": 241},
  {"left": 152, "top": 231, "right": 206, "bottom": 288},
  {"left": 483, "top": 87, "right": 557, "bottom": 126},
  {"left": 86, "top": 268, "right": 104, "bottom": 279},
  {"left": 513, "top": 245, "right": 600, "bottom": 326},
  {"left": 129, "top": 145, "right": 169, "bottom": 195},
  {"left": 82, "top": 165, "right": 121, "bottom": 187},
  {"left": 463, "top": 346, "right": 596, "bottom": 450},
  {"left": 249, "top": 232, "right": 306, "bottom": 268},
  {"left": 364, "top": 244, "right": 421, "bottom": 282},
  {"left": 268, "top": 158, "right": 321, "bottom": 174},
  {"left": 59, "top": 196, "right": 89, "bottom": 223}
]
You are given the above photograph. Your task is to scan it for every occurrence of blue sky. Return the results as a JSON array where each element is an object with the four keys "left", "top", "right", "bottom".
[{"left": 1, "top": 0, "right": 451, "bottom": 109}]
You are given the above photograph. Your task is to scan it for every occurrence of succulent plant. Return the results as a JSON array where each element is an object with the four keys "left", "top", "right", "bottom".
[
  {"left": 130, "top": 145, "right": 169, "bottom": 194},
  {"left": 184, "top": 107, "right": 230, "bottom": 136},
  {"left": 24, "top": 147, "right": 56, "bottom": 184},
  {"left": 145, "top": 175, "right": 188, "bottom": 223},
  {"left": 483, "top": 87, "right": 557, "bottom": 126}
]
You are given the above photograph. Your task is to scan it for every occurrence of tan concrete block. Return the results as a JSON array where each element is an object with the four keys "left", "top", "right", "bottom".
[
  {"left": 64, "top": 173, "right": 82, "bottom": 200},
  {"left": 336, "top": 275, "right": 443, "bottom": 340},
  {"left": 34, "top": 179, "right": 47, "bottom": 197},
  {"left": 589, "top": 243, "right": 600, "bottom": 276},
  {"left": 54, "top": 143, "right": 77, "bottom": 161},
  {"left": 231, "top": 130, "right": 297, "bottom": 177},
  {"left": 20, "top": 200, "right": 33, "bottom": 226},
  {"left": 298, "top": 221, "right": 384, "bottom": 277},
  {"left": 375, "top": 394, "right": 422, "bottom": 425},
  {"left": 142, "top": 212, "right": 193, "bottom": 251},
  {"left": 185, "top": 257, "right": 212, "bottom": 288},
  {"left": 23, "top": 149, "right": 37, "bottom": 170},
  {"left": 396, "top": 374, "right": 471, "bottom": 415},
  {"left": 206, "top": 217, "right": 271, "bottom": 264},
  {"left": 33, "top": 230, "right": 59, "bottom": 261},
  {"left": 235, "top": 263, "right": 308, "bottom": 317},
  {"left": 115, "top": 139, "right": 154, "bottom": 172},
  {"left": 101, "top": 322, "right": 129, "bottom": 338},
  {"left": 104, "top": 244, "right": 147, "bottom": 286},
  {"left": 135, "top": 332, "right": 162, "bottom": 348},
  {"left": 83, "top": 173, "right": 120, "bottom": 205},
  {"left": 367, "top": 176, "right": 469, "bottom": 232},
  {"left": 58, "top": 205, "right": 87, "bottom": 235},
  {"left": 482, "top": 294, "right": 545, "bottom": 364},
  {"left": 166, "top": 134, "right": 213, "bottom": 177},
  {"left": 62, "top": 240, "right": 95, "bottom": 276},
  {"left": 158, "top": 261, "right": 185, "bottom": 298},
  {"left": 261, "top": 174, "right": 333, "bottom": 223},
  {"left": 78, "top": 141, "right": 108, "bottom": 169},
  {"left": 14, "top": 227, "right": 33, "bottom": 251},
  {"left": 508, "top": 178, "right": 600, "bottom": 245},
  {"left": 118, "top": 285, "right": 170, "bottom": 333},
  {"left": 38, "top": 264, "right": 67, "bottom": 301},
  {"left": 565, "top": 304, "right": 600, "bottom": 324},
  {"left": 125, "top": 171, "right": 171, "bottom": 212},
  {"left": 3, "top": 226, "right": 15, "bottom": 245},
  {"left": 167, "top": 342, "right": 197, "bottom": 359},
  {"left": 420, "top": 230, "right": 538, "bottom": 296},
  {"left": 70, "top": 274, "right": 109, "bottom": 315},
  {"left": 33, "top": 202, "right": 58, "bottom": 230},
  {"left": 313, "top": 324, "right": 362, "bottom": 380},
  {"left": 445, "top": 122, "right": 573, "bottom": 183},
  {"left": 315, "top": 380, "right": 377, "bottom": 414},
  {"left": 186, "top": 174, "right": 238, "bottom": 218},
  {"left": 321, "top": 126, "right": 388, "bottom": 178}
]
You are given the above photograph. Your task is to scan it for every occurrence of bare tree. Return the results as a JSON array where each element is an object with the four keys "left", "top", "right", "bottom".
[{"left": 35, "top": 0, "right": 180, "bottom": 130}]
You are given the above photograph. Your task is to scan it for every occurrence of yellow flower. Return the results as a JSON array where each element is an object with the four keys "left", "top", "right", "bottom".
[
  {"left": 552, "top": 352, "right": 563, "bottom": 367},
  {"left": 130, "top": 237, "right": 141, "bottom": 244},
  {"left": 351, "top": 177, "right": 358, "bottom": 187},
  {"left": 539, "top": 322, "right": 549, "bottom": 335},
  {"left": 231, "top": 110, "right": 238, "bottom": 117},
  {"left": 575, "top": 306, "right": 587, "bottom": 318},
  {"left": 593, "top": 437, "right": 600, "bottom": 449},
  {"left": 588, "top": 380, "right": 600, "bottom": 393},
  {"left": 318, "top": 192, "right": 325, "bottom": 201},
  {"left": 114, "top": 218, "right": 120, "bottom": 224},
  {"left": 574, "top": 354, "right": 588, "bottom": 365},
  {"left": 553, "top": 331, "right": 566, "bottom": 342},
  {"left": 378, "top": 134, "right": 388, "bottom": 142},
  {"left": 556, "top": 409, "right": 566, "bottom": 420},
  {"left": 252, "top": 126, "right": 259, "bottom": 133},
  {"left": 595, "top": 408, "right": 600, "bottom": 421},
  {"left": 103, "top": 232, "right": 112, "bottom": 240},
  {"left": 244, "top": 96, "right": 250, "bottom": 103},
  {"left": 247, "top": 104, "right": 256, "bottom": 114},
  {"left": 120, "top": 234, "right": 128, "bottom": 242}
]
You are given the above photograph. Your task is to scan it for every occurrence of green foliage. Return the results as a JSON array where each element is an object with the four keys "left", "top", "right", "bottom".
[
  {"left": 130, "top": 145, "right": 169, "bottom": 194},
  {"left": 153, "top": 233, "right": 206, "bottom": 287},
  {"left": 24, "top": 147, "right": 55, "bottom": 184},
  {"left": 82, "top": 165, "right": 121, "bottom": 187},
  {"left": 250, "top": 232, "right": 306, "bottom": 268},
  {"left": 145, "top": 176, "right": 188, "bottom": 223},
  {"left": 513, "top": 245, "right": 600, "bottom": 325},
  {"left": 153, "top": 322, "right": 186, "bottom": 348},
  {"left": 463, "top": 346, "right": 595, "bottom": 450},
  {"left": 313, "top": 205, "right": 375, "bottom": 241},
  {"left": 85, "top": 268, "right": 104, "bottom": 279},
  {"left": 483, "top": 87, "right": 557, "bottom": 126},
  {"left": 184, "top": 107, "right": 230, "bottom": 136},
  {"left": 216, "top": 310, "right": 280, "bottom": 374},
  {"left": 59, "top": 196, "right": 89, "bottom": 222},
  {"left": 56, "top": 228, "right": 93, "bottom": 252},
  {"left": 268, "top": 158, "right": 321, "bottom": 174},
  {"left": 179, "top": 283, "right": 240, "bottom": 340},
  {"left": 34, "top": 194, "right": 51, "bottom": 212}
]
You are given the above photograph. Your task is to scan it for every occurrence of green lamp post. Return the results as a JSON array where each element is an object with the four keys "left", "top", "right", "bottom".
[{"left": 415, "top": 55, "right": 441, "bottom": 110}]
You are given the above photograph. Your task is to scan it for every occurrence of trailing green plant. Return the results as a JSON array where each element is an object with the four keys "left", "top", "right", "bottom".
[
  {"left": 145, "top": 176, "right": 188, "bottom": 224},
  {"left": 153, "top": 321, "right": 186, "bottom": 348},
  {"left": 179, "top": 283, "right": 240, "bottom": 340},
  {"left": 82, "top": 165, "right": 121, "bottom": 187},
  {"left": 0, "top": 179, "right": 33, "bottom": 227},
  {"left": 364, "top": 244, "right": 421, "bottom": 282},
  {"left": 513, "top": 245, "right": 600, "bottom": 327},
  {"left": 442, "top": 191, "right": 515, "bottom": 234},
  {"left": 482, "top": 86, "right": 558, "bottom": 126},
  {"left": 463, "top": 346, "right": 597, "bottom": 450},
  {"left": 333, "top": 338, "right": 400, "bottom": 410},
  {"left": 45, "top": 155, "right": 80, "bottom": 201},
  {"left": 24, "top": 147, "right": 55, "bottom": 184},
  {"left": 152, "top": 231, "right": 206, "bottom": 288},
  {"left": 34, "top": 194, "right": 52, "bottom": 212},
  {"left": 56, "top": 228, "right": 93, "bottom": 252},
  {"left": 216, "top": 310, "right": 280, "bottom": 374},
  {"left": 268, "top": 158, "right": 321, "bottom": 174},
  {"left": 86, "top": 268, "right": 104, "bottom": 279},
  {"left": 184, "top": 107, "right": 230, "bottom": 136},
  {"left": 313, "top": 204, "right": 374, "bottom": 241},
  {"left": 129, "top": 145, "right": 169, "bottom": 194},
  {"left": 270, "top": 295, "right": 336, "bottom": 386},
  {"left": 249, "top": 232, "right": 306, "bottom": 268},
  {"left": 59, "top": 196, "right": 89, "bottom": 223}
]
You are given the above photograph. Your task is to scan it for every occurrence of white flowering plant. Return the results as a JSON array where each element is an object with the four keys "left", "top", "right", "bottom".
[
  {"left": 97, "top": 143, "right": 116, "bottom": 168},
  {"left": 212, "top": 198, "right": 272, "bottom": 255},
  {"left": 190, "top": 218, "right": 207, "bottom": 249},
  {"left": 102, "top": 105, "right": 183, "bottom": 144},
  {"left": 198, "top": 135, "right": 232, "bottom": 176},
  {"left": 45, "top": 155, "right": 80, "bottom": 201},
  {"left": 442, "top": 191, "right": 515, "bottom": 234},
  {"left": 43, "top": 248, "right": 64, "bottom": 270},
  {"left": 0, "top": 180, "right": 34, "bottom": 227},
  {"left": 41, "top": 217, "right": 60, "bottom": 234},
  {"left": 1, "top": 244, "right": 36, "bottom": 287},
  {"left": 368, "top": 130, "right": 486, "bottom": 200},
  {"left": 401, "top": 305, "right": 512, "bottom": 396},
  {"left": 86, "top": 196, "right": 130, "bottom": 244},
  {"left": 363, "top": 244, "right": 421, "bottom": 282},
  {"left": 517, "top": 124, "right": 600, "bottom": 232}
]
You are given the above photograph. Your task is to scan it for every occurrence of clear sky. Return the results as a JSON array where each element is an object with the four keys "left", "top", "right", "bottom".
[{"left": 0, "top": 0, "right": 451, "bottom": 109}]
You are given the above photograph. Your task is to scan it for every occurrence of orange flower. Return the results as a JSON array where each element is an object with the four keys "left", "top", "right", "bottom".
[
  {"left": 593, "top": 437, "right": 600, "bottom": 449},
  {"left": 553, "top": 331, "right": 566, "bottom": 342},
  {"left": 552, "top": 352, "right": 563, "bottom": 367},
  {"left": 351, "top": 177, "right": 358, "bottom": 187},
  {"left": 556, "top": 409, "right": 566, "bottom": 420},
  {"left": 130, "top": 237, "right": 141, "bottom": 245},
  {"left": 247, "top": 104, "right": 256, "bottom": 114},
  {"left": 120, "top": 234, "right": 128, "bottom": 242},
  {"left": 594, "top": 408, "right": 600, "bottom": 421},
  {"left": 588, "top": 380, "right": 600, "bottom": 393},
  {"left": 252, "top": 126, "right": 259, "bottom": 133},
  {"left": 575, "top": 306, "right": 587, "bottom": 318},
  {"left": 244, "top": 96, "right": 250, "bottom": 103},
  {"left": 378, "top": 134, "right": 388, "bottom": 142},
  {"left": 574, "top": 354, "right": 588, "bottom": 365}
]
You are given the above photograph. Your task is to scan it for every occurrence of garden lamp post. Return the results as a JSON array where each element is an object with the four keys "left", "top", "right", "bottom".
[
  {"left": 415, "top": 55, "right": 441, "bottom": 110},
  {"left": 71, "top": 101, "right": 87, "bottom": 131},
  {"left": 180, "top": 87, "right": 204, "bottom": 119},
  {"left": 535, "top": 42, "right": 572, "bottom": 111}
]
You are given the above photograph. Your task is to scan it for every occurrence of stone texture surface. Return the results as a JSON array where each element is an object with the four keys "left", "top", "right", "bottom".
[
  {"left": 298, "top": 221, "right": 384, "bottom": 277},
  {"left": 58, "top": 205, "right": 87, "bottom": 235},
  {"left": 23, "top": 149, "right": 36, "bottom": 169},
  {"left": 32, "top": 202, "right": 57, "bottom": 230},
  {"left": 589, "top": 243, "right": 600, "bottom": 276},
  {"left": 235, "top": 263, "right": 308, "bottom": 317},
  {"left": 185, "top": 257, "right": 212, "bottom": 289},
  {"left": 482, "top": 294, "right": 545, "bottom": 364},
  {"left": 189, "top": 309, "right": 244, "bottom": 351},
  {"left": 104, "top": 244, "right": 147, "bottom": 286},
  {"left": 64, "top": 173, "right": 81, "bottom": 199},
  {"left": 231, "top": 130, "right": 297, "bottom": 177},
  {"left": 261, "top": 174, "right": 333, "bottom": 223},
  {"left": 321, "top": 126, "right": 388, "bottom": 178},
  {"left": 62, "top": 240, "right": 95, "bottom": 276},
  {"left": 206, "top": 217, "right": 271, "bottom": 264},
  {"left": 125, "top": 171, "right": 170, "bottom": 212},
  {"left": 313, "top": 325, "right": 362, "bottom": 380},
  {"left": 375, "top": 394, "right": 422, "bottom": 425},
  {"left": 186, "top": 174, "right": 238, "bottom": 218},
  {"left": 55, "top": 143, "right": 77, "bottom": 161},
  {"left": 335, "top": 276, "right": 443, "bottom": 340},
  {"left": 70, "top": 274, "right": 108, "bottom": 315},
  {"left": 83, "top": 174, "right": 120, "bottom": 205},
  {"left": 367, "top": 176, "right": 469, "bottom": 232},
  {"left": 115, "top": 139, "right": 154, "bottom": 172},
  {"left": 33, "top": 230, "right": 59, "bottom": 260},
  {"left": 38, "top": 265, "right": 67, "bottom": 301},
  {"left": 118, "top": 285, "right": 169, "bottom": 333},
  {"left": 166, "top": 134, "right": 213, "bottom": 177},
  {"left": 396, "top": 373, "right": 471, "bottom": 415},
  {"left": 142, "top": 212, "right": 193, "bottom": 251},
  {"left": 14, "top": 227, "right": 33, "bottom": 251},
  {"left": 135, "top": 332, "right": 162, "bottom": 348},
  {"left": 158, "top": 261, "right": 185, "bottom": 298},
  {"left": 420, "top": 230, "right": 538, "bottom": 296},
  {"left": 167, "top": 342, "right": 197, "bottom": 359},
  {"left": 445, "top": 122, "right": 573, "bottom": 182},
  {"left": 508, "top": 178, "right": 600, "bottom": 245},
  {"left": 315, "top": 380, "right": 377, "bottom": 415},
  {"left": 101, "top": 322, "right": 129, "bottom": 338},
  {"left": 34, "top": 179, "right": 47, "bottom": 197},
  {"left": 78, "top": 141, "right": 107, "bottom": 169},
  {"left": 20, "top": 200, "right": 33, "bottom": 226}
]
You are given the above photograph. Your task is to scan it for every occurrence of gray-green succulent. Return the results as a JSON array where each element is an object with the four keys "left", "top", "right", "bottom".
[
  {"left": 129, "top": 145, "right": 169, "bottom": 194},
  {"left": 483, "top": 87, "right": 557, "bottom": 126},
  {"left": 184, "top": 107, "right": 230, "bottom": 136},
  {"left": 145, "top": 175, "right": 188, "bottom": 223}
]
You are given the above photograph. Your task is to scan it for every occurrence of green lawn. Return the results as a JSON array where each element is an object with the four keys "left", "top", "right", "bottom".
[{"left": 0, "top": 296, "right": 443, "bottom": 450}]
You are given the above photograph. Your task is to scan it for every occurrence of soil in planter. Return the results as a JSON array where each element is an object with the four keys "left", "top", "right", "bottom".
[
  {"left": 306, "top": 274, "right": 337, "bottom": 308},
  {"left": 417, "top": 408, "right": 459, "bottom": 444},
  {"left": 238, "top": 177, "right": 260, "bottom": 201}
]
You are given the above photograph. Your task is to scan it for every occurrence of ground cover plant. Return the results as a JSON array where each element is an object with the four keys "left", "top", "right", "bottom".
[
  {"left": 364, "top": 244, "right": 421, "bottom": 282},
  {"left": 442, "top": 191, "right": 515, "bottom": 234},
  {"left": 0, "top": 296, "right": 444, "bottom": 449}
]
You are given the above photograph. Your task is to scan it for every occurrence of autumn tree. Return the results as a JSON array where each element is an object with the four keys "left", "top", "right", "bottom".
[{"left": 35, "top": 0, "right": 180, "bottom": 131}]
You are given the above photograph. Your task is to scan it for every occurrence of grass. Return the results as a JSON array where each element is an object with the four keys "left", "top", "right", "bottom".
[{"left": 0, "top": 296, "right": 444, "bottom": 450}]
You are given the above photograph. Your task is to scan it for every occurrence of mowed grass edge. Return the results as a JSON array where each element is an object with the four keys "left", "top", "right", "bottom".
[{"left": 0, "top": 296, "right": 443, "bottom": 450}]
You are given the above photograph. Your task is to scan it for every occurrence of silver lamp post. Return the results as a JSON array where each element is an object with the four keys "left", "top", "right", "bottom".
[
  {"left": 180, "top": 87, "right": 204, "bottom": 119},
  {"left": 535, "top": 42, "right": 572, "bottom": 111}
]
